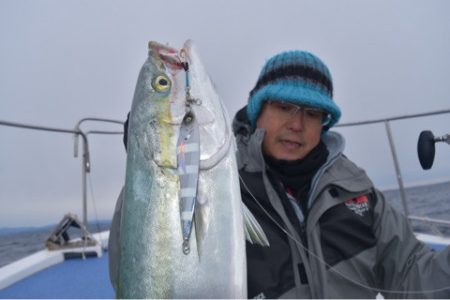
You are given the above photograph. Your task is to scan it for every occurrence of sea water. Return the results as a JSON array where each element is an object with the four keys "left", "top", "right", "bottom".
[{"left": 383, "top": 180, "right": 450, "bottom": 236}]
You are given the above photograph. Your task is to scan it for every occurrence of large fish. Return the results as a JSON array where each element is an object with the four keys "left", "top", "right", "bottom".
[{"left": 117, "top": 40, "right": 247, "bottom": 298}]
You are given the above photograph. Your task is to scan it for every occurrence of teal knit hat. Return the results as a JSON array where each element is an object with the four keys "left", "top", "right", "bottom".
[{"left": 247, "top": 50, "right": 341, "bottom": 130}]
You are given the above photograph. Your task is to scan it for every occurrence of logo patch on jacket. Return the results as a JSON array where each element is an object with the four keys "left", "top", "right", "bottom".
[{"left": 345, "top": 195, "right": 369, "bottom": 216}]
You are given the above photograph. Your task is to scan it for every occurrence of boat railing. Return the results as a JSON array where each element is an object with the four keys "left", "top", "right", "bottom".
[
  {"left": 336, "top": 109, "right": 450, "bottom": 234},
  {"left": 73, "top": 118, "right": 124, "bottom": 229},
  {"left": 2, "top": 110, "right": 450, "bottom": 235},
  {"left": 0, "top": 118, "right": 124, "bottom": 238},
  {"left": 408, "top": 216, "right": 450, "bottom": 237}
]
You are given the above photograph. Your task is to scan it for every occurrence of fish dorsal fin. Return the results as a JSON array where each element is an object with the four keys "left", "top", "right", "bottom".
[{"left": 242, "top": 202, "right": 270, "bottom": 247}]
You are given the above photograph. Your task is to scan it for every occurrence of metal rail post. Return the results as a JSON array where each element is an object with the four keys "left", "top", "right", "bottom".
[
  {"left": 0, "top": 118, "right": 122, "bottom": 239},
  {"left": 384, "top": 121, "right": 410, "bottom": 217},
  {"left": 74, "top": 118, "right": 124, "bottom": 230}
]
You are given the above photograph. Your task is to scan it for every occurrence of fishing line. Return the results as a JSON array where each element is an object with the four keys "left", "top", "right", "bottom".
[
  {"left": 239, "top": 174, "right": 450, "bottom": 296},
  {"left": 87, "top": 172, "right": 102, "bottom": 235}
]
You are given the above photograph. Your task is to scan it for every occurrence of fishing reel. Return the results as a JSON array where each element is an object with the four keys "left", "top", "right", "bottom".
[{"left": 417, "top": 130, "right": 450, "bottom": 170}]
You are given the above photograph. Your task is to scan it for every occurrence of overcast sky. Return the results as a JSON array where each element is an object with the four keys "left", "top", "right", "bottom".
[{"left": 1, "top": 0, "right": 449, "bottom": 227}]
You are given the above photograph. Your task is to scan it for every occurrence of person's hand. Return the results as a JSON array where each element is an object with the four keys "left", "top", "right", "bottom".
[{"left": 123, "top": 112, "right": 130, "bottom": 151}]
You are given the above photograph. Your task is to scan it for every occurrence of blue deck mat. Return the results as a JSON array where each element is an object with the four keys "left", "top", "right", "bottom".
[
  {"left": 0, "top": 243, "right": 447, "bottom": 298},
  {"left": 0, "top": 252, "right": 114, "bottom": 299}
]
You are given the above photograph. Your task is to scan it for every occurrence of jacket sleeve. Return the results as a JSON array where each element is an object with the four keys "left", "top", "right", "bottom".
[
  {"left": 108, "top": 187, "right": 124, "bottom": 292},
  {"left": 373, "top": 189, "right": 450, "bottom": 298}
]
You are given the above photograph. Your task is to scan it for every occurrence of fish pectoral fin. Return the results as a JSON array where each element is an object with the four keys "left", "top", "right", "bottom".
[{"left": 242, "top": 203, "right": 270, "bottom": 247}]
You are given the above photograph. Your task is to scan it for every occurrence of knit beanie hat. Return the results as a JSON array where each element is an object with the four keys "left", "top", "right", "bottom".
[{"left": 247, "top": 50, "right": 341, "bottom": 130}]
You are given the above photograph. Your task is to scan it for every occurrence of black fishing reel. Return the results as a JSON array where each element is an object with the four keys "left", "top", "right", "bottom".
[{"left": 417, "top": 130, "right": 450, "bottom": 170}]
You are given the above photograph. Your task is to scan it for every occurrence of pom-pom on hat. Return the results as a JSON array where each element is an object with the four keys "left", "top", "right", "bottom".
[{"left": 247, "top": 50, "right": 341, "bottom": 130}]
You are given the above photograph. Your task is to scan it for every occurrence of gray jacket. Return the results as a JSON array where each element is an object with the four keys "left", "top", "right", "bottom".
[
  {"left": 109, "top": 118, "right": 450, "bottom": 298},
  {"left": 237, "top": 123, "right": 450, "bottom": 298}
]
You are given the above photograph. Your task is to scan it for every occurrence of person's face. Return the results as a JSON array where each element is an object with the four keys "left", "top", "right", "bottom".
[{"left": 256, "top": 101, "right": 325, "bottom": 161}]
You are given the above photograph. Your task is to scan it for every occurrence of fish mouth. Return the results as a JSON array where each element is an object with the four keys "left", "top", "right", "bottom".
[{"left": 148, "top": 41, "right": 185, "bottom": 71}]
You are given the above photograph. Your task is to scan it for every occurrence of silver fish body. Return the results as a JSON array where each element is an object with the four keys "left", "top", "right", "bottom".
[{"left": 117, "top": 40, "right": 246, "bottom": 298}]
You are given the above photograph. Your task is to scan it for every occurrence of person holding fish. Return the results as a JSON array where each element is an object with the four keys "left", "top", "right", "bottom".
[
  {"left": 234, "top": 50, "right": 450, "bottom": 298},
  {"left": 109, "top": 42, "right": 450, "bottom": 298}
]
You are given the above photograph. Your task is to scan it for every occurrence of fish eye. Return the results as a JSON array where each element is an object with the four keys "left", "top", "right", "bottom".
[{"left": 152, "top": 75, "right": 171, "bottom": 92}]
